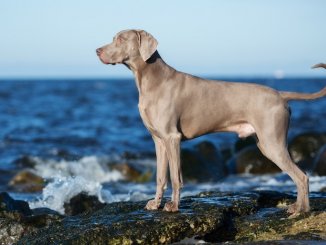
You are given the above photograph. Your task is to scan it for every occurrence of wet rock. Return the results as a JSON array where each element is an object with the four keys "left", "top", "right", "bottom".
[
  {"left": 0, "top": 192, "right": 32, "bottom": 216},
  {"left": 64, "top": 192, "right": 105, "bottom": 216},
  {"left": 8, "top": 170, "right": 45, "bottom": 192},
  {"left": 16, "top": 191, "right": 258, "bottom": 245},
  {"left": 0, "top": 192, "right": 35, "bottom": 244},
  {"left": 199, "top": 192, "right": 326, "bottom": 243},
  {"left": 289, "top": 132, "right": 326, "bottom": 171},
  {"left": 228, "top": 145, "right": 281, "bottom": 174},
  {"left": 0, "top": 216, "right": 34, "bottom": 245},
  {"left": 0, "top": 192, "right": 62, "bottom": 244},
  {"left": 2, "top": 190, "right": 323, "bottom": 244},
  {"left": 233, "top": 200, "right": 326, "bottom": 243},
  {"left": 32, "top": 207, "right": 62, "bottom": 217},
  {"left": 16, "top": 191, "right": 326, "bottom": 244},
  {"left": 110, "top": 162, "right": 153, "bottom": 183},
  {"left": 181, "top": 141, "right": 227, "bottom": 182},
  {"left": 313, "top": 145, "right": 326, "bottom": 176}
]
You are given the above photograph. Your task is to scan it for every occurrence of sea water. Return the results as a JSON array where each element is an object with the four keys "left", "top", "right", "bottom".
[{"left": 1, "top": 78, "right": 325, "bottom": 213}]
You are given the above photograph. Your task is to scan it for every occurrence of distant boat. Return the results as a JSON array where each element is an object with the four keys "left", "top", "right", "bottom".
[{"left": 273, "top": 69, "right": 285, "bottom": 79}]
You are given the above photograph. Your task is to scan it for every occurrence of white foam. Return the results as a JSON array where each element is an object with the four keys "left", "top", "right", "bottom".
[
  {"left": 28, "top": 176, "right": 149, "bottom": 214},
  {"left": 29, "top": 156, "right": 125, "bottom": 214},
  {"left": 29, "top": 176, "right": 101, "bottom": 214},
  {"left": 33, "top": 156, "right": 124, "bottom": 183}
]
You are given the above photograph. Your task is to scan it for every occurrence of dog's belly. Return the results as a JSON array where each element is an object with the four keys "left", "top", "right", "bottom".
[
  {"left": 221, "top": 123, "right": 256, "bottom": 138},
  {"left": 180, "top": 118, "right": 256, "bottom": 140}
]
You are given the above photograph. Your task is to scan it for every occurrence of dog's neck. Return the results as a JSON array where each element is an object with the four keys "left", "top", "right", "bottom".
[{"left": 125, "top": 51, "right": 175, "bottom": 96}]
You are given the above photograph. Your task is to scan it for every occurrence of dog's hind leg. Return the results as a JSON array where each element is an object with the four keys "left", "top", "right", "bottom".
[
  {"left": 255, "top": 109, "right": 310, "bottom": 214},
  {"left": 258, "top": 141, "right": 310, "bottom": 214}
]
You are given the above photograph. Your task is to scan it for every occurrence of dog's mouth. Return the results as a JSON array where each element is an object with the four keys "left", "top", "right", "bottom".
[
  {"left": 99, "top": 57, "right": 116, "bottom": 65},
  {"left": 96, "top": 48, "right": 118, "bottom": 65}
]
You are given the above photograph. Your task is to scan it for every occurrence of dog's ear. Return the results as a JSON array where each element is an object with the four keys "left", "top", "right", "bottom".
[{"left": 136, "top": 30, "right": 158, "bottom": 61}]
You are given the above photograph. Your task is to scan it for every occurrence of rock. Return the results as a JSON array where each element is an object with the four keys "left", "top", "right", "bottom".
[
  {"left": 181, "top": 141, "right": 227, "bottom": 183},
  {"left": 112, "top": 141, "right": 226, "bottom": 183},
  {"left": 121, "top": 151, "right": 141, "bottom": 160},
  {"left": 13, "top": 155, "right": 38, "bottom": 168},
  {"left": 16, "top": 191, "right": 326, "bottom": 244},
  {"left": 32, "top": 207, "right": 62, "bottom": 217},
  {"left": 51, "top": 148, "right": 80, "bottom": 161},
  {"left": 313, "top": 145, "right": 326, "bottom": 176},
  {"left": 0, "top": 169, "right": 14, "bottom": 186},
  {"left": 289, "top": 132, "right": 326, "bottom": 171},
  {"left": 0, "top": 192, "right": 32, "bottom": 216},
  {"left": 16, "top": 191, "right": 258, "bottom": 244},
  {"left": 8, "top": 170, "right": 45, "bottom": 193},
  {"left": 220, "top": 147, "right": 233, "bottom": 162},
  {"left": 0, "top": 192, "right": 62, "bottom": 244},
  {"left": 228, "top": 145, "right": 281, "bottom": 174},
  {"left": 234, "top": 136, "right": 257, "bottom": 153},
  {"left": 233, "top": 201, "right": 326, "bottom": 243},
  {"left": 229, "top": 132, "right": 326, "bottom": 174},
  {"left": 0, "top": 192, "right": 36, "bottom": 244},
  {"left": 0, "top": 215, "right": 35, "bottom": 245},
  {"left": 64, "top": 192, "right": 105, "bottom": 216},
  {"left": 110, "top": 162, "right": 153, "bottom": 183}
]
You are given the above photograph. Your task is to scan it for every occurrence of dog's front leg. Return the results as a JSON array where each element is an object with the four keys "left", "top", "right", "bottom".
[
  {"left": 163, "top": 133, "right": 183, "bottom": 212},
  {"left": 145, "top": 136, "right": 168, "bottom": 210}
]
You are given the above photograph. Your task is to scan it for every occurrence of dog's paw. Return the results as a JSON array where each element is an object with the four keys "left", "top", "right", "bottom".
[
  {"left": 287, "top": 202, "right": 310, "bottom": 216},
  {"left": 287, "top": 203, "right": 297, "bottom": 214},
  {"left": 163, "top": 201, "right": 179, "bottom": 212},
  {"left": 144, "top": 199, "right": 160, "bottom": 210}
]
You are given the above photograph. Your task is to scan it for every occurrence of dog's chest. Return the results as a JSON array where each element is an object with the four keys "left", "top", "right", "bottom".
[{"left": 138, "top": 102, "right": 160, "bottom": 137}]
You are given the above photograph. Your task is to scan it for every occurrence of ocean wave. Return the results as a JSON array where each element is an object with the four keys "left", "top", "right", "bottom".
[
  {"left": 29, "top": 176, "right": 153, "bottom": 214},
  {"left": 29, "top": 176, "right": 103, "bottom": 214},
  {"left": 28, "top": 156, "right": 156, "bottom": 214},
  {"left": 28, "top": 156, "right": 125, "bottom": 214},
  {"left": 33, "top": 156, "right": 124, "bottom": 182}
]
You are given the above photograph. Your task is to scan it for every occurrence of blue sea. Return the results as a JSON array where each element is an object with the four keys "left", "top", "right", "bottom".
[{"left": 0, "top": 78, "right": 325, "bottom": 213}]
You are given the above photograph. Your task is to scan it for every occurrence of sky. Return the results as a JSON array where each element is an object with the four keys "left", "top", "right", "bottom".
[{"left": 0, "top": 0, "right": 326, "bottom": 78}]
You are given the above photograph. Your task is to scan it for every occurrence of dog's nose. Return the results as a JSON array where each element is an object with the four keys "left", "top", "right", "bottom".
[{"left": 96, "top": 48, "right": 102, "bottom": 56}]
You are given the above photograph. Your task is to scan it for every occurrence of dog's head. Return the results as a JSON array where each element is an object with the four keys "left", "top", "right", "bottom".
[{"left": 96, "top": 30, "right": 158, "bottom": 66}]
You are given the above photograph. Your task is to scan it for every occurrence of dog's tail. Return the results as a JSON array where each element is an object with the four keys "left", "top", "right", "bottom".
[{"left": 280, "top": 63, "right": 326, "bottom": 101}]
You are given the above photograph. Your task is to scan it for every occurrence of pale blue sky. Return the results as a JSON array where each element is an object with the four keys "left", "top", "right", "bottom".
[{"left": 0, "top": 0, "right": 326, "bottom": 78}]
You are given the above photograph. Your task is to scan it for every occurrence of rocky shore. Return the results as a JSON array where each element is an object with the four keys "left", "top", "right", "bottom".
[
  {"left": 1, "top": 131, "right": 326, "bottom": 244},
  {"left": 0, "top": 190, "right": 325, "bottom": 244}
]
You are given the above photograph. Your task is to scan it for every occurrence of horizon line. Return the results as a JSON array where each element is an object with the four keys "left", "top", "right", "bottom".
[{"left": 0, "top": 75, "right": 325, "bottom": 81}]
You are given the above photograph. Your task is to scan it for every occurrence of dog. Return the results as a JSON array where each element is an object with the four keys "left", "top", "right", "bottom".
[{"left": 96, "top": 29, "right": 326, "bottom": 213}]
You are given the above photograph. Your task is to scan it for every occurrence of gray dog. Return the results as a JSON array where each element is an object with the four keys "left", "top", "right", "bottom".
[{"left": 96, "top": 29, "right": 326, "bottom": 214}]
